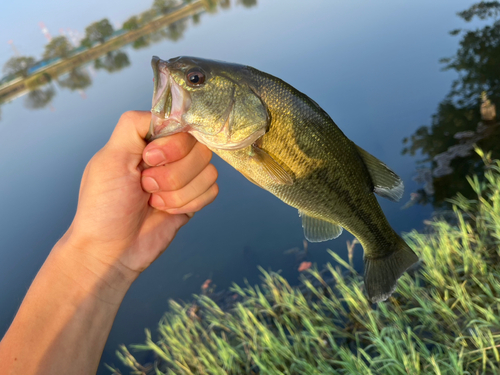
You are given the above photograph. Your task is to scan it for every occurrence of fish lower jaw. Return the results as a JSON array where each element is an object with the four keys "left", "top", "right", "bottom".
[
  {"left": 190, "top": 128, "right": 267, "bottom": 151},
  {"left": 150, "top": 118, "right": 190, "bottom": 141}
]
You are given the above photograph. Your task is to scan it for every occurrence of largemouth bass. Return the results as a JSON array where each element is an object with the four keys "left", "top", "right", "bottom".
[{"left": 147, "top": 56, "right": 418, "bottom": 303}]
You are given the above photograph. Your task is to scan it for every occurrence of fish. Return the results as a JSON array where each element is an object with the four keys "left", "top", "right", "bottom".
[
  {"left": 298, "top": 261, "right": 312, "bottom": 272},
  {"left": 146, "top": 56, "right": 419, "bottom": 303},
  {"left": 201, "top": 279, "right": 212, "bottom": 290}
]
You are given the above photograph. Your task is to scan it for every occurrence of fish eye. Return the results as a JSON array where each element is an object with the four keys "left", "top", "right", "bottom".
[{"left": 186, "top": 68, "right": 206, "bottom": 86}]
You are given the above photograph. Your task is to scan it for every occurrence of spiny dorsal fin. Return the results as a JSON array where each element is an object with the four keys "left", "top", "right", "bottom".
[
  {"left": 355, "top": 145, "right": 404, "bottom": 202},
  {"left": 299, "top": 210, "right": 343, "bottom": 242},
  {"left": 252, "top": 145, "right": 293, "bottom": 185}
]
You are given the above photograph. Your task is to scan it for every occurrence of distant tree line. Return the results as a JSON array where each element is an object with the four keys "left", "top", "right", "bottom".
[
  {"left": 0, "top": 0, "right": 257, "bottom": 114},
  {"left": 2, "top": 0, "right": 257, "bottom": 80}
]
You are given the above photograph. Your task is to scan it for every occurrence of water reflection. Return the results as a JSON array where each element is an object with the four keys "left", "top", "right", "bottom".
[
  {"left": 0, "top": 0, "right": 257, "bottom": 114},
  {"left": 94, "top": 50, "right": 130, "bottom": 73},
  {"left": 402, "top": 1, "right": 500, "bottom": 208},
  {"left": 2, "top": 56, "right": 37, "bottom": 78},
  {"left": 57, "top": 68, "right": 92, "bottom": 91},
  {"left": 24, "top": 86, "right": 56, "bottom": 109},
  {"left": 81, "top": 19, "right": 115, "bottom": 48}
]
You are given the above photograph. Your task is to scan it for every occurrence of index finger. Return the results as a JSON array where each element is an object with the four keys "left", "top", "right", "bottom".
[{"left": 143, "top": 132, "right": 197, "bottom": 167}]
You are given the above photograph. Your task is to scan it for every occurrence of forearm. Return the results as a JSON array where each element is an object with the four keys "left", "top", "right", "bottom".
[
  {"left": 0, "top": 112, "right": 217, "bottom": 374},
  {"left": 0, "top": 234, "right": 137, "bottom": 375}
]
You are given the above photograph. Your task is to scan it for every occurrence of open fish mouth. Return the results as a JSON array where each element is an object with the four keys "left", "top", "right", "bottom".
[
  {"left": 146, "top": 56, "right": 265, "bottom": 151},
  {"left": 146, "top": 56, "right": 191, "bottom": 141}
]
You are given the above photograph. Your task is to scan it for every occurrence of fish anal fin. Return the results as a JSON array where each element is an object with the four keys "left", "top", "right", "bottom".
[
  {"left": 252, "top": 145, "right": 293, "bottom": 185},
  {"left": 355, "top": 145, "right": 404, "bottom": 202},
  {"left": 364, "top": 239, "right": 419, "bottom": 303},
  {"left": 299, "top": 210, "right": 343, "bottom": 242}
]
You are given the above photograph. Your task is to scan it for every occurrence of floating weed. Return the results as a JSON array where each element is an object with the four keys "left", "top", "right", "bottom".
[{"left": 111, "top": 151, "right": 500, "bottom": 375}]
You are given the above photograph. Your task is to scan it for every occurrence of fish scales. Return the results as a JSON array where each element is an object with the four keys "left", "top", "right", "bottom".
[
  {"left": 216, "top": 68, "right": 396, "bottom": 257},
  {"left": 147, "top": 56, "right": 419, "bottom": 303}
]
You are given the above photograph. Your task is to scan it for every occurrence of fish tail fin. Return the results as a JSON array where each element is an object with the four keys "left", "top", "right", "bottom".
[{"left": 364, "top": 238, "right": 418, "bottom": 303}]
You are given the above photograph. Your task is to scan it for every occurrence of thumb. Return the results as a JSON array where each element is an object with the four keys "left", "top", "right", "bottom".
[{"left": 107, "top": 111, "right": 152, "bottom": 157}]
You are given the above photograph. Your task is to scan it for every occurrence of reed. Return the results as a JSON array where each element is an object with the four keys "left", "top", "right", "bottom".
[{"left": 109, "top": 148, "right": 500, "bottom": 374}]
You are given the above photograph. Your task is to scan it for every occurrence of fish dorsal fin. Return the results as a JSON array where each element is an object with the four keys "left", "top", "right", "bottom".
[
  {"left": 355, "top": 146, "right": 404, "bottom": 202},
  {"left": 252, "top": 145, "right": 293, "bottom": 185},
  {"left": 299, "top": 210, "right": 343, "bottom": 242}
]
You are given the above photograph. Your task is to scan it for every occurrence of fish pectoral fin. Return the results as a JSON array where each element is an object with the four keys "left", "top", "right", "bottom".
[
  {"left": 299, "top": 211, "right": 343, "bottom": 242},
  {"left": 355, "top": 145, "right": 404, "bottom": 202},
  {"left": 240, "top": 170, "right": 264, "bottom": 189},
  {"left": 252, "top": 145, "right": 293, "bottom": 185}
]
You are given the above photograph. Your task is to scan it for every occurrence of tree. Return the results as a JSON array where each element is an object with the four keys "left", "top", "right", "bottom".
[
  {"left": 81, "top": 19, "right": 114, "bottom": 48},
  {"left": 132, "top": 36, "right": 151, "bottom": 49},
  {"left": 123, "top": 16, "right": 140, "bottom": 31},
  {"left": 43, "top": 36, "right": 72, "bottom": 60},
  {"left": 152, "top": 0, "right": 179, "bottom": 15},
  {"left": 237, "top": 0, "right": 257, "bottom": 8},
  {"left": 162, "top": 19, "right": 187, "bottom": 41},
  {"left": 2, "top": 56, "right": 36, "bottom": 77},
  {"left": 57, "top": 69, "right": 92, "bottom": 91},
  {"left": 440, "top": 1, "right": 500, "bottom": 107},
  {"left": 138, "top": 9, "right": 157, "bottom": 25},
  {"left": 24, "top": 86, "right": 56, "bottom": 109},
  {"left": 219, "top": 0, "right": 230, "bottom": 9},
  {"left": 94, "top": 50, "right": 130, "bottom": 73},
  {"left": 402, "top": 1, "right": 500, "bottom": 208}
]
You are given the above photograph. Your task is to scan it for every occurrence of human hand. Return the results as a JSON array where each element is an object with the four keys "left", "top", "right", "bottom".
[
  {"left": 0, "top": 110, "right": 218, "bottom": 374},
  {"left": 63, "top": 111, "right": 218, "bottom": 283}
]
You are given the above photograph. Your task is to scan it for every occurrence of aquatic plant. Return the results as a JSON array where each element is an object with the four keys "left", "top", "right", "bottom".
[{"left": 110, "top": 149, "right": 500, "bottom": 374}]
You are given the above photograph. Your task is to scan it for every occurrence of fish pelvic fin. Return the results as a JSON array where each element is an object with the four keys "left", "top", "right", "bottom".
[
  {"left": 355, "top": 145, "right": 404, "bottom": 202},
  {"left": 299, "top": 211, "right": 343, "bottom": 242},
  {"left": 364, "top": 238, "right": 419, "bottom": 303}
]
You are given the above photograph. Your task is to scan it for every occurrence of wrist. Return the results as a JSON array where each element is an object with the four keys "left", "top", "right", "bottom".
[
  {"left": 0, "top": 231, "right": 137, "bottom": 374},
  {"left": 51, "top": 232, "right": 138, "bottom": 303}
]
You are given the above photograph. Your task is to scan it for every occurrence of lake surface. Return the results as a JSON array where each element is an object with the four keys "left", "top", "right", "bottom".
[{"left": 0, "top": 0, "right": 492, "bottom": 373}]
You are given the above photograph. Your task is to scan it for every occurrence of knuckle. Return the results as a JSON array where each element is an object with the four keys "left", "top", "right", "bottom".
[
  {"left": 164, "top": 191, "right": 184, "bottom": 209},
  {"left": 201, "top": 144, "right": 213, "bottom": 162},
  {"left": 146, "top": 166, "right": 183, "bottom": 191},
  {"left": 210, "top": 183, "right": 219, "bottom": 200},
  {"left": 119, "top": 111, "right": 136, "bottom": 124},
  {"left": 194, "top": 142, "right": 212, "bottom": 163},
  {"left": 163, "top": 169, "right": 184, "bottom": 191},
  {"left": 195, "top": 184, "right": 218, "bottom": 211},
  {"left": 155, "top": 133, "right": 191, "bottom": 163},
  {"left": 205, "top": 164, "right": 218, "bottom": 184}
]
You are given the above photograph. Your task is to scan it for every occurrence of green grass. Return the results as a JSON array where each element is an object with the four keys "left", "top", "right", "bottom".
[{"left": 109, "top": 149, "right": 500, "bottom": 375}]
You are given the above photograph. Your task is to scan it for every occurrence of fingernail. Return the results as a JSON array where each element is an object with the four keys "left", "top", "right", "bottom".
[
  {"left": 142, "top": 177, "right": 159, "bottom": 192},
  {"left": 151, "top": 194, "right": 165, "bottom": 208},
  {"left": 145, "top": 149, "right": 166, "bottom": 166}
]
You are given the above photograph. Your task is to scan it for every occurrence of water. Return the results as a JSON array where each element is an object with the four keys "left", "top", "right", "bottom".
[{"left": 0, "top": 0, "right": 488, "bottom": 373}]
